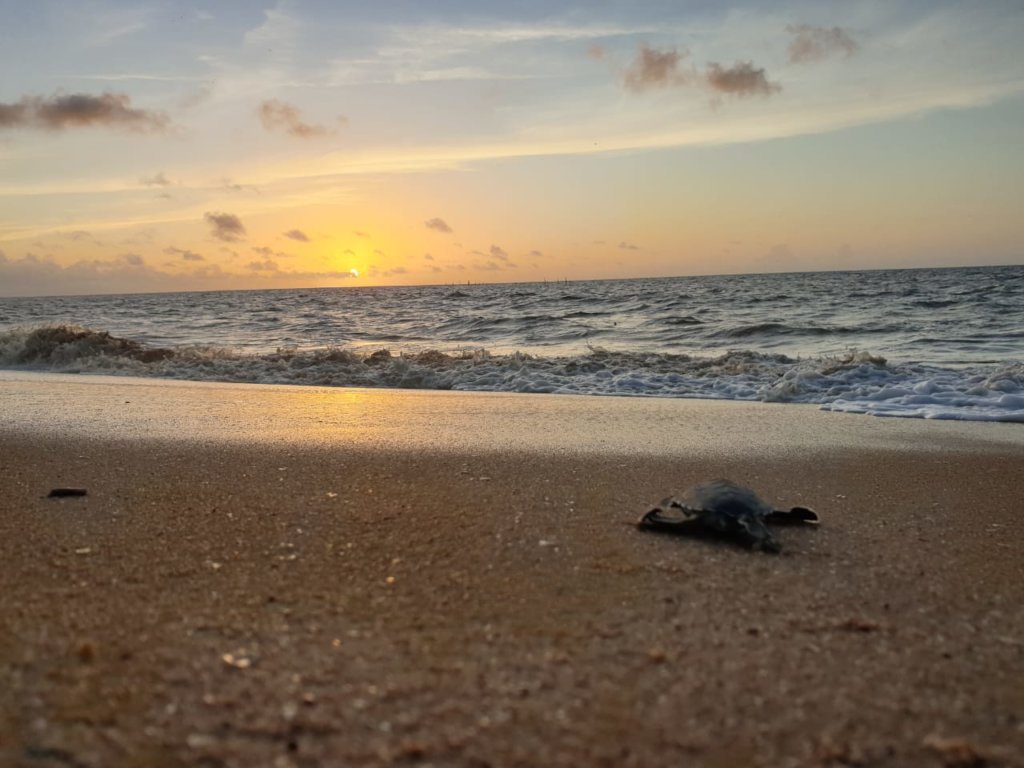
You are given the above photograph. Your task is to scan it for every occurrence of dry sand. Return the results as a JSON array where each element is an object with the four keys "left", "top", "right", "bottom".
[{"left": 1, "top": 372, "right": 1022, "bottom": 767}]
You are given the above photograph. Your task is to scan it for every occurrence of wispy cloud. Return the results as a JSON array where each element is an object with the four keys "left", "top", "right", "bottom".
[
  {"left": 247, "top": 259, "right": 279, "bottom": 272},
  {"left": 140, "top": 172, "right": 172, "bottom": 187},
  {"left": 204, "top": 212, "right": 246, "bottom": 242},
  {"left": 220, "top": 178, "right": 260, "bottom": 194},
  {"left": 425, "top": 217, "right": 453, "bottom": 233},
  {"left": 164, "top": 246, "right": 204, "bottom": 262},
  {"left": 258, "top": 99, "right": 340, "bottom": 138},
  {"left": 244, "top": 5, "right": 300, "bottom": 48},
  {"left": 623, "top": 45, "right": 689, "bottom": 92},
  {"left": 284, "top": 229, "right": 310, "bottom": 242},
  {"left": 57, "top": 230, "right": 97, "bottom": 243},
  {"left": 489, "top": 245, "right": 509, "bottom": 261},
  {"left": 787, "top": 24, "right": 859, "bottom": 64},
  {"left": 253, "top": 245, "right": 293, "bottom": 259},
  {"left": 0, "top": 92, "right": 171, "bottom": 133}
]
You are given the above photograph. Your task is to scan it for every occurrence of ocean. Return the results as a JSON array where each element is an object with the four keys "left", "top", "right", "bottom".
[{"left": 1, "top": 265, "right": 1022, "bottom": 422}]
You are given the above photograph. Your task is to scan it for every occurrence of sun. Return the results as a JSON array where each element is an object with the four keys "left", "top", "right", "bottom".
[{"left": 349, "top": 268, "right": 359, "bottom": 278}]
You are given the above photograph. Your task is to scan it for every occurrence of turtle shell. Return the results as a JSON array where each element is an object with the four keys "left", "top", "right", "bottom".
[{"left": 679, "top": 480, "right": 774, "bottom": 524}]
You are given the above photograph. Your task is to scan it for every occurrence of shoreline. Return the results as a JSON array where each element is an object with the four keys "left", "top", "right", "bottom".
[
  {"left": 1, "top": 370, "right": 1022, "bottom": 454},
  {"left": 2, "top": 374, "right": 1022, "bottom": 766}
]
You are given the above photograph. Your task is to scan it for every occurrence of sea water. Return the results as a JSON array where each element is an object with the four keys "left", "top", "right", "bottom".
[{"left": 1, "top": 266, "right": 1022, "bottom": 422}]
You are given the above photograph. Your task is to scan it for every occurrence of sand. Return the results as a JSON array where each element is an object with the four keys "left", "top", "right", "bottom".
[{"left": 1, "top": 372, "right": 1022, "bottom": 767}]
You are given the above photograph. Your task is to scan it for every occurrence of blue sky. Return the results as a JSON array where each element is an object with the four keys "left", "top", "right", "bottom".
[{"left": 1, "top": 0, "right": 1022, "bottom": 295}]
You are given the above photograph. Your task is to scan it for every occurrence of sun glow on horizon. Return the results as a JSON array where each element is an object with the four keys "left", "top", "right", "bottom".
[{"left": 1, "top": 2, "right": 1022, "bottom": 298}]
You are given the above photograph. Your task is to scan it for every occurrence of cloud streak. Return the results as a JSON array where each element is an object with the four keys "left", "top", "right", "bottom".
[
  {"left": 165, "top": 246, "right": 204, "bottom": 262},
  {"left": 787, "top": 24, "right": 859, "bottom": 64},
  {"left": 425, "top": 217, "right": 453, "bottom": 233},
  {"left": 284, "top": 229, "right": 310, "bottom": 242},
  {"left": 140, "top": 172, "right": 172, "bottom": 187},
  {"left": 247, "top": 259, "right": 278, "bottom": 272},
  {"left": 258, "top": 99, "right": 339, "bottom": 138},
  {"left": 0, "top": 92, "right": 170, "bottom": 133},
  {"left": 204, "top": 212, "right": 246, "bottom": 242}
]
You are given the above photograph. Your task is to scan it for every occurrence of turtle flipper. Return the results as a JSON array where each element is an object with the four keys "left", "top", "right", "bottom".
[
  {"left": 734, "top": 515, "right": 782, "bottom": 553},
  {"left": 766, "top": 506, "right": 819, "bottom": 525},
  {"left": 636, "top": 500, "right": 701, "bottom": 532}
]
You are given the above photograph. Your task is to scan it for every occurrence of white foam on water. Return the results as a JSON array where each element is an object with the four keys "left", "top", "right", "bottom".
[{"left": 2, "top": 326, "right": 1022, "bottom": 423}]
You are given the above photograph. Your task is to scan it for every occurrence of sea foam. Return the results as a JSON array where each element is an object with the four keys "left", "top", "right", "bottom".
[{"left": 2, "top": 325, "right": 1021, "bottom": 422}]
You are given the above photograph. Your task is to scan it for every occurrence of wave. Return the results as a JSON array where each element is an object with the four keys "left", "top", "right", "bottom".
[
  {"left": 719, "top": 322, "right": 867, "bottom": 338},
  {"left": 2, "top": 325, "right": 1022, "bottom": 422},
  {"left": 912, "top": 299, "right": 960, "bottom": 309}
]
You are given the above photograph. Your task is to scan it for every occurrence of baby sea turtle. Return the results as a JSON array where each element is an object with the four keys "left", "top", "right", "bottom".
[{"left": 637, "top": 479, "right": 818, "bottom": 553}]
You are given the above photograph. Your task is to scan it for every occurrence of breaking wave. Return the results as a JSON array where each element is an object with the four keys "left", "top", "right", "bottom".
[{"left": 2, "top": 325, "right": 1022, "bottom": 422}]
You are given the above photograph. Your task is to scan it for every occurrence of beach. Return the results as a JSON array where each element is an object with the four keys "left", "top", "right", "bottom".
[{"left": 1, "top": 372, "right": 1022, "bottom": 767}]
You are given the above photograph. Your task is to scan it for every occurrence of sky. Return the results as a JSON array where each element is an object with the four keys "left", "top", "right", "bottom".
[{"left": 1, "top": 1, "right": 1023, "bottom": 296}]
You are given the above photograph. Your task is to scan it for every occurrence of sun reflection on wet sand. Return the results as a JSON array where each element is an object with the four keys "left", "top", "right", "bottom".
[{"left": 1, "top": 371, "right": 1020, "bottom": 458}]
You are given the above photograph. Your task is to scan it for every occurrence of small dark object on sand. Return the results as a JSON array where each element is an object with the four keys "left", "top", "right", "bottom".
[
  {"left": 47, "top": 488, "right": 88, "bottom": 498},
  {"left": 637, "top": 479, "right": 818, "bottom": 553}
]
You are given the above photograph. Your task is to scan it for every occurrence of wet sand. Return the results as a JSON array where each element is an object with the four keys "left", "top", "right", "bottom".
[{"left": 1, "top": 373, "right": 1022, "bottom": 767}]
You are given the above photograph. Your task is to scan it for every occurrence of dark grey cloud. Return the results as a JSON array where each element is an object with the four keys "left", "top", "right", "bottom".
[
  {"left": 204, "top": 211, "right": 246, "bottom": 242},
  {"left": 0, "top": 92, "right": 170, "bottom": 133},
  {"left": 623, "top": 45, "right": 690, "bottom": 92},
  {"left": 164, "top": 246, "right": 204, "bottom": 262},
  {"left": 283, "top": 229, "right": 310, "bottom": 242},
  {"left": 121, "top": 253, "right": 145, "bottom": 266},
  {"left": 258, "top": 99, "right": 338, "bottom": 138},
  {"left": 704, "top": 61, "right": 781, "bottom": 97},
  {"left": 787, "top": 24, "right": 859, "bottom": 64},
  {"left": 425, "top": 217, "right": 453, "bottom": 234},
  {"left": 140, "top": 172, "right": 171, "bottom": 187}
]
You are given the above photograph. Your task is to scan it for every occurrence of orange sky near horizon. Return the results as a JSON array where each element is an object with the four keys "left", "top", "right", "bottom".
[{"left": 1, "top": 2, "right": 1022, "bottom": 296}]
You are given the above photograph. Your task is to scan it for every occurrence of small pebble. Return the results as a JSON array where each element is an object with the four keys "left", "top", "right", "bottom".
[{"left": 48, "top": 488, "right": 87, "bottom": 498}]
